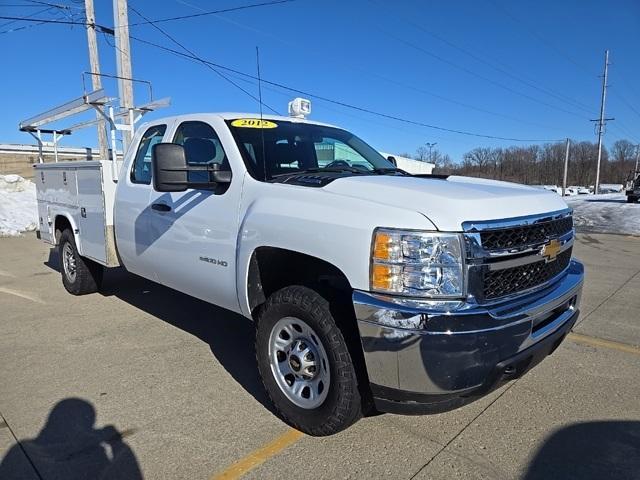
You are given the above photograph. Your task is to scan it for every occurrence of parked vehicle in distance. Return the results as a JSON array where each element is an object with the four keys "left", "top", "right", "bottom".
[
  {"left": 564, "top": 187, "right": 579, "bottom": 196},
  {"left": 625, "top": 170, "right": 640, "bottom": 203},
  {"left": 569, "top": 186, "right": 591, "bottom": 195},
  {"left": 33, "top": 111, "right": 584, "bottom": 436}
]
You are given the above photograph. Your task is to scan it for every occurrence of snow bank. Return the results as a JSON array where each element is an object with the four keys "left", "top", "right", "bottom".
[
  {"left": 0, "top": 175, "right": 38, "bottom": 237},
  {"left": 565, "top": 193, "right": 640, "bottom": 235}
]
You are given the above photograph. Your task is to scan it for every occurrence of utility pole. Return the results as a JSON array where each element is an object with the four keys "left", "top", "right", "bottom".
[
  {"left": 591, "top": 50, "right": 614, "bottom": 195},
  {"left": 562, "top": 138, "right": 570, "bottom": 197},
  {"left": 425, "top": 142, "right": 437, "bottom": 164},
  {"left": 113, "top": 0, "right": 134, "bottom": 149},
  {"left": 635, "top": 144, "right": 640, "bottom": 173},
  {"left": 84, "top": 0, "right": 109, "bottom": 161}
]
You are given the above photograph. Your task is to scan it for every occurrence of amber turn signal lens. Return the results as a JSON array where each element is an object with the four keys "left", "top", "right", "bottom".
[
  {"left": 373, "top": 232, "right": 392, "bottom": 260},
  {"left": 371, "top": 264, "right": 393, "bottom": 290}
]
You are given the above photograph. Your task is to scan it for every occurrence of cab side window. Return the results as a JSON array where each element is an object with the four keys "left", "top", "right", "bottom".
[
  {"left": 131, "top": 124, "right": 167, "bottom": 184},
  {"left": 172, "top": 121, "right": 229, "bottom": 183}
]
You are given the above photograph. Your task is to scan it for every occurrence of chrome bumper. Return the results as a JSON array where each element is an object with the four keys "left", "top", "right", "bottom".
[{"left": 354, "top": 259, "right": 584, "bottom": 412}]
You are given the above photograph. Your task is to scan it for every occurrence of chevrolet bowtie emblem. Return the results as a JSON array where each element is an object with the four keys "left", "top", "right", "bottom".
[{"left": 541, "top": 239, "right": 562, "bottom": 262}]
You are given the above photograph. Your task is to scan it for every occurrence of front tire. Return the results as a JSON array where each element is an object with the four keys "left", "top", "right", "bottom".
[
  {"left": 255, "top": 286, "right": 362, "bottom": 436},
  {"left": 59, "top": 229, "right": 103, "bottom": 295}
]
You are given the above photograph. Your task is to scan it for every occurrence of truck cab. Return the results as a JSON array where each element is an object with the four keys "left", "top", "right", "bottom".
[{"left": 35, "top": 112, "right": 584, "bottom": 436}]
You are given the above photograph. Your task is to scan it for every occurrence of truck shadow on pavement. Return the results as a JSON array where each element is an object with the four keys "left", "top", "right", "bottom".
[
  {"left": 45, "top": 249, "right": 275, "bottom": 415},
  {"left": 524, "top": 420, "right": 640, "bottom": 480},
  {"left": 0, "top": 398, "right": 142, "bottom": 480}
]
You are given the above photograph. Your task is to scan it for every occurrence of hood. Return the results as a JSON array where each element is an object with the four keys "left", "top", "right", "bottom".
[{"left": 322, "top": 175, "right": 569, "bottom": 231}]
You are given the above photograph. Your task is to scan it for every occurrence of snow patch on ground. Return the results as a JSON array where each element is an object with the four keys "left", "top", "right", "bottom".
[
  {"left": 0, "top": 175, "right": 38, "bottom": 237},
  {"left": 565, "top": 193, "right": 640, "bottom": 235}
]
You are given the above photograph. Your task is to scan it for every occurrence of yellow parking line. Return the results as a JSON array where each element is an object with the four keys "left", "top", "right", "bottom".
[
  {"left": 568, "top": 332, "right": 640, "bottom": 356},
  {"left": 211, "top": 428, "right": 303, "bottom": 480}
]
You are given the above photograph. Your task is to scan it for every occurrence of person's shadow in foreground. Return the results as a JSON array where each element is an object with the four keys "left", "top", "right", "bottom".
[{"left": 0, "top": 398, "right": 142, "bottom": 480}]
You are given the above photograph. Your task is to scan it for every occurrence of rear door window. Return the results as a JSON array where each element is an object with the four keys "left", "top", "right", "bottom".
[{"left": 131, "top": 124, "right": 167, "bottom": 184}]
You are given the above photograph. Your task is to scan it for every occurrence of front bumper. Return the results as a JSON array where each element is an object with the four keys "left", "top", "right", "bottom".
[{"left": 354, "top": 259, "right": 584, "bottom": 414}]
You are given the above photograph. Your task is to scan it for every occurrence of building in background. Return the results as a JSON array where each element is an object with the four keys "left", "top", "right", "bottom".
[{"left": 379, "top": 152, "right": 435, "bottom": 174}]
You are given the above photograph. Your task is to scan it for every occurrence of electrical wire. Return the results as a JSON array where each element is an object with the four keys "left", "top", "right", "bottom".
[
  {"left": 368, "top": 0, "right": 597, "bottom": 116},
  {"left": 169, "top": 0, "right": 568, "bottom": 133},
  {"left": 127, "top": 0, "right": 296, "bottom": 27},
  {"left": 127, "top": 33, "right": 564, "bottom": 142},
  {"left": 127, "top": 4, "right": 279, "bottom": 115},
  {"left": 379, "top": 27, "right": 591, "bottom": 120}
]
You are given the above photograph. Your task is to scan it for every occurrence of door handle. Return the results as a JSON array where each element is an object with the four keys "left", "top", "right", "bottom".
[{"left": 151, "top": 203, "right": 172, "bottom": 212}]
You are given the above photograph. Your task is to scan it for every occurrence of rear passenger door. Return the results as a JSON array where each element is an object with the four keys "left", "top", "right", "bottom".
[
  {"left": 114, "top": 123, "right": 169, "bottom": 281},
  {"left": 146, "top": 119, "right": 241, "bottom": 311}
]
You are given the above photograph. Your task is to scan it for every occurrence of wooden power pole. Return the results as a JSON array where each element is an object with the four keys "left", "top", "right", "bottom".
[
  {"left": 84, "top": 0, "right": 109, "bottom": 161},
  {"left": 562, "top": 138, "right": 570, "bottom": 197},
  {"left": 592, "top": 50, "right": 613, "bottom": 195},
  {"left": 113, "top": 0, "right": 134, "bottom": 148}
]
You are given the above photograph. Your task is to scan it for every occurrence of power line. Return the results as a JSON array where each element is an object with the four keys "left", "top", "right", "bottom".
[
  {"left": 0, "top": 5, "right": 52, "bottom": 29},
  {"left": 369, "top": 0, "right": 597, "bottom": 116},
  {"left": 172, "top": 0, "right": 569, "bottom": 132},
  {"left": 127, "top": 4, "right": 279, "bottom": 115},
  {"left": 127, "top": 32, "right": 563, "bottom": 142},
  {"left": 0, "top": 15, "right": 85, "bottom": 25},
  {"left": 380, "top": 27, "right": 591, "bottom": 120},
  {"left": 488, "top": 0, "right": 598, "bottom": 77},
  {"left": 127, "top": 0, "right": 296, "bottom": 27}
]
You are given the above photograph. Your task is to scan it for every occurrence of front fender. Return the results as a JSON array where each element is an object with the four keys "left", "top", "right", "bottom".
[{"left": 235, "top": 183, "right": 436, "bottom": 317}]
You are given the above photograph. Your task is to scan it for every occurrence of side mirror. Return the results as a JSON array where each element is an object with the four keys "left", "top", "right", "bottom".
[
  {"left": 387, "top": 155, "right": 397, "bottom": 166},
  {"left": 151, "top": 143, "right": 232, "bottom": 192},
  {"left": 209, "top": 163, "right": 232, "bottom": 184},
  {"left": 152, "top": 143, "right": 188, "bottom": 192}
]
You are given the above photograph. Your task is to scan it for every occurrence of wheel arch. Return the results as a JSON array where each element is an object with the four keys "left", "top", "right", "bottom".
[
  {"left": 245, "top": 246, "right": 374, "bottom": 408},
  {"left": 53, "top": 213, "right": 81, "bottom": 250}
]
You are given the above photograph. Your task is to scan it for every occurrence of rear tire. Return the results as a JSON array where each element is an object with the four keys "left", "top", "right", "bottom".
[
  {"left": 255, "top": 286, "right": 362, "bottom": 436},
  {"left": 59, "top": 229, "right": 103, "bottom": 295}
]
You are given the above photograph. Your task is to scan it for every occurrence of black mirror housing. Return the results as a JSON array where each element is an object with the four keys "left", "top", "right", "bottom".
[
  {"left": 152, "top": 143, "right": 188, "bottom": 192},
  {"left": 151, "top": 143, "right": 232, "bottom": 192}
]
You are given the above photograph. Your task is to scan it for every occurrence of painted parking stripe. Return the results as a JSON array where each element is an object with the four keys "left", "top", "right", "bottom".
[
  {"left": 0, "top": 287, "right": 44, "bottom": 304},
  {"left": 211, "top": 428, "right": 303, "bottom": 480},
  {"left": 568, "top": 332, "right": 640, "bottom": 356}
]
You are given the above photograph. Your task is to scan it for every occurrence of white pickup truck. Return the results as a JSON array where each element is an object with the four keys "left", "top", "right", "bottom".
[{"left": 34, "top": 112, "right": 584, "bottom": 436}]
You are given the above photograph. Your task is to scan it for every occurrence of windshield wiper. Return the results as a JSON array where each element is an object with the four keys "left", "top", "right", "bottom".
[
  {"left": 372, "top": 167, "right": 409, "bottom": 175},
  {"left": 270, "top": 167, "right": 368, "bottom": 179}
]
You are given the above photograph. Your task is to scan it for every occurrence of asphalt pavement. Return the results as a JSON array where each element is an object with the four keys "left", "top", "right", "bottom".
[{"left": 0, "top": 232, "right": 639, "bottom": 480}]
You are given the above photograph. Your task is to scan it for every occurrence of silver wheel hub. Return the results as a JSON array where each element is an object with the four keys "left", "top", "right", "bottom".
[
  {"left": 62, "top": 243, "right": 77, "bottom": 283},
  {"left": 268, "top": 317, "right": 330, "bottom": 409}
]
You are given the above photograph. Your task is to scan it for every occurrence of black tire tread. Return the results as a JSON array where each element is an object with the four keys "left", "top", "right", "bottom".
[
  {"left": 255, "top": 285, "right": 362, "bottom": 436},
  {"left": 59, "top": 229, "right": 103, "bottom": 295}
]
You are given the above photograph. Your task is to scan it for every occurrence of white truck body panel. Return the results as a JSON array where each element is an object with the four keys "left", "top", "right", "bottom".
[
  {"left": 34, "top": 160, "right": 119, "bottom": 266},
  {"left": 323, "top": 175, "right": 568, "bottom": 232}
]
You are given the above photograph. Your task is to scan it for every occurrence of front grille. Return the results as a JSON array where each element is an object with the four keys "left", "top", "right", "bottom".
[
  {"left": 480, "top": 216, "right": 573, "bottom": 251},
  {"left": 483, "top": 248, "right": 572, "bottom": 300}
]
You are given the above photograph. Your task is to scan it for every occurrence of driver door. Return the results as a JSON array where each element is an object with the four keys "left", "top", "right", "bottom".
[{"left": 146, "top": 118, "right": 241, "bottom": 312}]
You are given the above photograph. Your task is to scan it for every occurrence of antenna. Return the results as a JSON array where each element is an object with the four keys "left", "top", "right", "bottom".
[{"left": 256, "top": 46, "right": 267, "bottom": 181}]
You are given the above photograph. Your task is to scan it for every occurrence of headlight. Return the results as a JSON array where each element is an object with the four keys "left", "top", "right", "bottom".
[{"left": 370, "top": 228, "right": 464, "bottom": 298}]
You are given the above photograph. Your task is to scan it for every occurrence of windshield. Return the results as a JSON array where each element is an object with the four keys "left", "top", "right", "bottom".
[{"left": 226, "top": 119, "right": 397, "bottom": 181}]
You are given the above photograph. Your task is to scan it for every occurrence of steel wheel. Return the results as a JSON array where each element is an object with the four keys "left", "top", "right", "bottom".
[
  {"left": 62, "top": 242, "right": 77, "bottom": 283},
  {"left": 268, "top": 316, "right": 330, "bottom": 409}
]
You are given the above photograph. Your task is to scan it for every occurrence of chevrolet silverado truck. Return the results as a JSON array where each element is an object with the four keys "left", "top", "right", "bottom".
[{"left": 34, "top": 113, "right": 584, "bottom": 436}]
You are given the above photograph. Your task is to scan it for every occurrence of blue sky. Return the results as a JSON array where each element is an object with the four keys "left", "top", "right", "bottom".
[{"left": 1, "top": 0, "right": 639, "bottom": 162}]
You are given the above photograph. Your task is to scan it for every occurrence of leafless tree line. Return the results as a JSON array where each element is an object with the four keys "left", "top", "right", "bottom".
[{"left": 403, "top": 139, "right": 638, "bottom": 186}]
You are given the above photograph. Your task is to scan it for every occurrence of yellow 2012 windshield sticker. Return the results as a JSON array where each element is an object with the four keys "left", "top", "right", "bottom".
[{"left": 231, "top": 118, "right": 278, "bottom": 129}]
